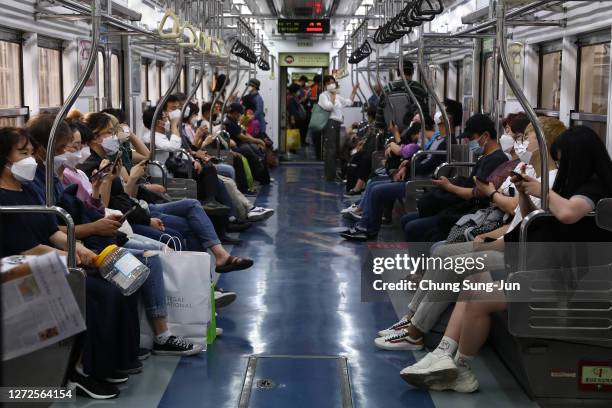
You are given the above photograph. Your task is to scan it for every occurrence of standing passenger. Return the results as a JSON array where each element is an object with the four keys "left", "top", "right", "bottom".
[{"left": 318, "top": 76, "right": 359, "bottom": 181}]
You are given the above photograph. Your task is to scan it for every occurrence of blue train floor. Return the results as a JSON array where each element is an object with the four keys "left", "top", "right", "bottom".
[{"left": 61, "top": 164, "right": 536, "bottom": 408}]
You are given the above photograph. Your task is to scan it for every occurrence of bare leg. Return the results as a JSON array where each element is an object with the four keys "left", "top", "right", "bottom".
[
  {"left": 151, "top": 318, "right": 168, "bottom": 336},
  {"left": 209, "top": 244, "right": 230, "bottom": 266},
  {"left": 443, "top": 301, "right": 466, "bottom": 342},
  {"left": 354, "top": 179, "right": 366, "bottom": 191}
]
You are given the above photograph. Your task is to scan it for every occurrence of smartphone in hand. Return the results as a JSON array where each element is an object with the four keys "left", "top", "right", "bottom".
[
  {"left": 510, "top": 171, "right": 524, "bottom": 181},
  {"left": 118, "top": 206, "right": 138, "bottom": 224}
]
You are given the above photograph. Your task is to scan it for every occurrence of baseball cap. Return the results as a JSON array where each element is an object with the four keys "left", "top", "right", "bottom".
[
  {"left": 460, "top": 113, "right": 497, "bottom": 140},
  {"left": 228, "top": 102, "right": 244, "bottom": 114},
  {"left": 247, "top": 78, "right": 261, "bottom": 89}
]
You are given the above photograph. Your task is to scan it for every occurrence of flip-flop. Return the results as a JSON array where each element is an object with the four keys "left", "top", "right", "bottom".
[{"left": 215, "top": 256, "right": 253, "bottom": 273}]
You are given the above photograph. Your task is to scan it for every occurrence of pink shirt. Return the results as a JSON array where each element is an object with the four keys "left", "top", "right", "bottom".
[{"left": 60, "top": 167, "right": 104, "bottom": 211}]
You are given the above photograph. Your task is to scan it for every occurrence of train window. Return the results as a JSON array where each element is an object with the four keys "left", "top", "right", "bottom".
[
  {"left": 140, "top": 62, "right": 148, "bottom": 101},
  {"left": 111, "top": 53, "right": 120, "bottom": 108},
  {"left": 97, "top": 51, "right": 104, "bottom": 102},
  {"left": 538, "top": 51, "right": 562, "bottom": 111},
  {"left": 578, "top": 42, "right": 610, "bottom": 115},
  {"left": 481, "top": 55, "right": 494, "bottom": 114},
  {"left": 148, "top": 63, "right": 161, "bottom": 104},
  {"left": 0, "top": 35, "right": 24, "bottom": 126},
  {"left": 38, "top": 47, "right": 62, "bottom": 108}
]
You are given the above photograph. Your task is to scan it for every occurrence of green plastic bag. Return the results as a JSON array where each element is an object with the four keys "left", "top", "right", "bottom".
[
  {"left": 241, "top": 155, "right": 254, "bottom": 190},
  {"left": 308, "top": 103, "right": 331, "bottom": 132}
]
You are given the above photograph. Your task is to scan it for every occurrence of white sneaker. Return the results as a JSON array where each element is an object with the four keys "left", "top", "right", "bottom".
[
  {"left": 247, "top": 207, "right": 275, "bottom": 222},
  {"left": 377, "top": 316, "right": 411, "bottom": 337},
  {"left": 374, "top": 329, "right": 424, "bottom": 351},
  {"left": 340, "top": 203, "right": 359, "bottom": 214},
  {"left": 216, "top": 327, "right": 223, "bottom": 336},
  {"left": 427, "top": 365, "right": 479, "bottom": 393},
  {"left": 345, "top": 209, "right": 362, "bottom": 221},
  {"left": 400, "top": 353, "right": 458, "bottom": 388}
]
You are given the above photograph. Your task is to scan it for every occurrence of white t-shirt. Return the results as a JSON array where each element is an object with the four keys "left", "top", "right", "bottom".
[
  {"left": 318, "top": 91, "right": 353, "bottom": 122},
  {"left": 504, "top": 167, "right": 558, "bottom": 235},
  {"left": 141, "top": 131, "right": 182, "bottom": 177}
]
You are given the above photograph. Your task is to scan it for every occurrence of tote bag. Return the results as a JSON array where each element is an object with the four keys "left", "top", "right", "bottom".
[
  {"left": 308, "top": 103, "right": 331, "bottom": 132},
  {"left": 140, "top": 236, "right": 211, "bottom": 348},
  {"left": 286, "top": 128, "right": 301, "bottom": 150}
]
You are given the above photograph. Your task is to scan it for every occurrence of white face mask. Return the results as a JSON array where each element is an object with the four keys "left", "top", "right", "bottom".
[
  {"left": 101, "top": 135, "right": 120, "bottom": 155},
  {"left": 169, "top": 109, "right": 182, "bottom": 120},
  {"left": 79, "top": 146, "right": 91, "bottom": 163},
  {"left": 517, "top": 149, "right": 533, "bottom": 164},
  {"left": 8, "top": 156, "right": 38, "bottom": 183},
  {"left": 247, "top": 86, "right": 254, "bottom": 93},
  {"left": 514, "top": 140, "right": 528, "bottom": 154},
  {"left": 434, "top": 111, "right": 443, "bottom": 127},
  {"left": 56, "top": 151, "right": 82, "bottom": 170},
  {"left": 54, "top": 152, "right": 69, "bottom": 172},
  {"left": 499, "top": 134, "right": 514, "bottom": 153},
  {"left": 191, "top": 118, "right": 198, "bottom": 128},
  {"left": 326, "top": 83, "right": 337, "bottom": 93}
]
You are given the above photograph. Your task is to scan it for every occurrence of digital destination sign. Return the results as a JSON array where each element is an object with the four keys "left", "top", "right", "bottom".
[{"left": 277, "top": 19, "right": 330, "bottom": 34}]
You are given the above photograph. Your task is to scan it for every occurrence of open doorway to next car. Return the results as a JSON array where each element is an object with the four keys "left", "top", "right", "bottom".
[{"left": 278, "top": 52, "right": 329, "bottom": 162}]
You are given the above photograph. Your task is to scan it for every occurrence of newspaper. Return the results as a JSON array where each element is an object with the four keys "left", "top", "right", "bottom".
[{"left": 1, "top": 252, "right": 86, "bottom": 361}]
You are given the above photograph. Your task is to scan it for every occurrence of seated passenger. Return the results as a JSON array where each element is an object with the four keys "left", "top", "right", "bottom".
[
  {"left": 340, "top": 114, "right": 451, "bottom": 241},
  {"left": 28, "top": 115, "right": 205, "bottom": 359},
  {"left": 375, "top": 117, "right": 566, "bottom": 351},
  {"left": 224, "top": 102, "right": 270, "bottom": 185},
  {"left": 345, "top": 107, "right": 379, "bottom": 194},
  {"left": 400, "top": 126, "right": 612, "bottom": 393},
  {"left": 77, "top": 113, "right": 253, "bottom": 273},
  {"left": 0, "top": 127, "right": 135, "bottom": 398},
  {"left": 400, "top": 114, "right": 508, "bottom": 243},
  {"left": 141, "top": 106, "right": 230, "bottom": 215}
]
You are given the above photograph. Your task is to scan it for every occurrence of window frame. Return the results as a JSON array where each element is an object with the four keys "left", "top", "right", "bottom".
[
  {"left": 141, "top": 58, "right": 150, "bottom": 102},
  {"left": 536, "top": 41, "right": 563, "bottom": 114},
  {"left": 0, "top": 29, "right": 27, "bottom": 125},
  {"left": 110, "top": 50, "right": 122, "bottom": 109},
  {"left": 572, "top": 30, "right": 611, "bottom": 142},
  {"left": 37, "top": 36, "right": 64, "bottom": 113}
]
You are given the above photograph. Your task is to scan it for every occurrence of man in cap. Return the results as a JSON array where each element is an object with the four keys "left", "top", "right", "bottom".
[{"left": 243, "top": 78, "right": 266, "bottom": 136}]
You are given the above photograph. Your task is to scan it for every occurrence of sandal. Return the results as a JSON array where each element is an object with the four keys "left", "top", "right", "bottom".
[{"left": 215, "top": 256, "right": 253, "bottom": 273}]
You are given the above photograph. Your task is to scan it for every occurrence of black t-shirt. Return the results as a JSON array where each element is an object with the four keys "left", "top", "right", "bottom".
[
  {"left": 0, "top": 184, "right": 59, "bottom": 255},
  {"left": 224, "top": 118, "right": 243, "bottom": 145},
  {"left": 467, "top": 148, "right": 509, "bottom": 187},
  {"left": 77, "top": 150, "right": 151, "bottom": 226}
]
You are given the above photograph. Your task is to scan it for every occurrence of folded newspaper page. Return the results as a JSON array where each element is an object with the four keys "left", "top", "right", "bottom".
[{"left": 1, "top": 252, "right": 86, "bottom": 361}]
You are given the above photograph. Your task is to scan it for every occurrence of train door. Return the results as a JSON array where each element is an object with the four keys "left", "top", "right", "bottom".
[{"left": 277, "top": 52, "right": 329, "bottom": 161}]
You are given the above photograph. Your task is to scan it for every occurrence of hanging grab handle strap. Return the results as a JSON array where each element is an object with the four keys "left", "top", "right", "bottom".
[{"left": 158, "top": 8, "right": 182, "bottom": 39}]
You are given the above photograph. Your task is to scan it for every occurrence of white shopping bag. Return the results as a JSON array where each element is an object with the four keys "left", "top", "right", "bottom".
[{"left": 140, "top": 236, "right": 211, "bottom": 348}]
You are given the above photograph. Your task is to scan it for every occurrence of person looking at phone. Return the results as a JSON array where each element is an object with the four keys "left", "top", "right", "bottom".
[
  {"left": 374, "top": 117, "right": 568, "bottom": 352},
  {"left": 79, "top": 113, "right": 253, "bottom": 273}
]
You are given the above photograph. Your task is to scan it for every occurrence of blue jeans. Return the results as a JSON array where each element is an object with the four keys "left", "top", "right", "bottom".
[
  {"left": 215, "top": 163, "right": 235, "bottom": 179},
  {"left": 149, "top": 198, "right": 220, "bottom": 250},
  {"left": 359, "top": 177, "right": 391, "bottom": 212},
  {"left": 359, "top": 181, "right": 405, "bottom": 233},
  {"left": 124, "top": 248, "right": 167, "bottom": 319},
  {"left": 401, "top": 211, "right": 440, "bottom": 242}
]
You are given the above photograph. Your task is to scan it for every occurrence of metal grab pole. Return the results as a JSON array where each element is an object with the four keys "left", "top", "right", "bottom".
[
  {"left": 416, "top": 28, "right": 452, "bottom": 163},
  {"left": 495, "top": 1, "right": 548, "bottom": 270},
  {"left": 398, "top": 36, "right": 426, "bottom": 150},
  {"left": 209, "top": 48, "right": 233, "bottom": 156},
  {"left": 497, "top": 2, "right": 548, "bottom": 204},
  {"left": 149, "top": 48, "right": 184, "bottom": 188},
  {"left": 43, "top": 0, "right": 100, "bottom": 267},
  {"left": 180, "top": 56, "right": 206, "bottom": 120}
]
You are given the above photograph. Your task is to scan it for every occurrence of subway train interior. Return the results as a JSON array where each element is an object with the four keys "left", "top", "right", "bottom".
[{"left": 2, "top": 0, "right": 612, "bottom": 407}]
